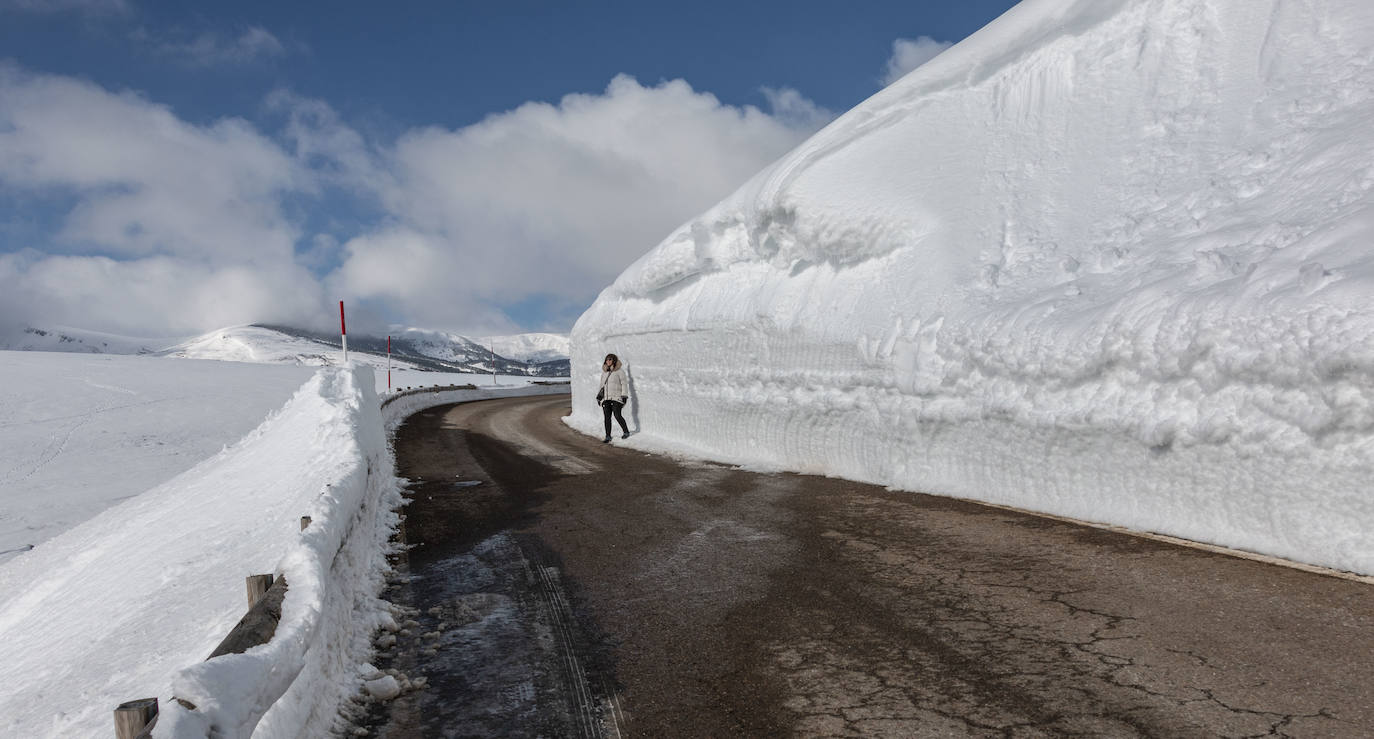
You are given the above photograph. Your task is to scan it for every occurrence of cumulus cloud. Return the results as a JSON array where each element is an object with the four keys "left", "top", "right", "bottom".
[
  {"left": 0, "top": 67, "right": 829, "bottom": 337},
  {"left": 336, "top": 75, "right": 829, "bottom": 328},
  {"left": 0, "top": 66, "right": 322, "bottom": 335},
  {"left": 882, "top": 36, "right": 954, "bottom": 86},
  {"left": 0, "top": 251, "right": 325, "bottom": 337},
  {"left": 0, "top": 67, "right": 301, "bottom": 264},
  {"left": 267, "top": 89, "right": 381, "bottom": 193},
  {"left": 136, "top": 26, "right": 293, "bottom": 67}
]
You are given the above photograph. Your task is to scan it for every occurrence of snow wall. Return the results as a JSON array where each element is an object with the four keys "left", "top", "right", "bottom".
[
  {"left": 152, "top": 365, "right": 396, "bottom": 737},
  {"left": 570, "top": 0, "right": 1374, "bottom": 575},
  {"left": 155, "top": 375, "right": 568, "bottom": 737}
]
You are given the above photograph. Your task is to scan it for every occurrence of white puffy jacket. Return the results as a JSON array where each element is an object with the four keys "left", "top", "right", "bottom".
[{"left": 599, "top": 367, "right": 628, "bottom": 404}]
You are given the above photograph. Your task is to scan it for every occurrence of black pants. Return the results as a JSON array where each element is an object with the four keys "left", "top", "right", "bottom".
[{"left": 603, "top": 400, "right": 629, "bottom": 437}]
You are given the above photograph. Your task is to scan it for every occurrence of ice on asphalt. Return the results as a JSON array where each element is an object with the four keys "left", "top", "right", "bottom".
[{"left": 570, "top": 0, "right": 1374, "bottom": 575}]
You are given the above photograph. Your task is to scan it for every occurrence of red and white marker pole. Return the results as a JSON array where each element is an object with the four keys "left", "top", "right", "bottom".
[
  {"left": 387, "top": 335, "right": 392, "bottom": 391},
  {"left": 339, "top": 300, "right": 348, "bottom": 363}
]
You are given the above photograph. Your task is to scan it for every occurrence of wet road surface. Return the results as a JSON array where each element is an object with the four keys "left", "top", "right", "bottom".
[{"left": 361, "top": 394, "right": 1374, "bottom": 738}]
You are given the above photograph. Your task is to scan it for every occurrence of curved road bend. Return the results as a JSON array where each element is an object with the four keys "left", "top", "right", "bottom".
[{"left": 362, "top": 394, "right": 1374, "bottom": 738}]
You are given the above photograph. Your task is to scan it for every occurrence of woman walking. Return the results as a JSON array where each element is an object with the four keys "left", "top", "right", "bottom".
[{"left": 597, "top": 353, "right": 630, "bottom": 442}]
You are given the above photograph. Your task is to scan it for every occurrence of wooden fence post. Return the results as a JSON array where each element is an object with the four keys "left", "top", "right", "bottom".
[
  {"left": 246, "top": 574, "right": 274, "bottom": 609},
  {"left": 208, "top": 575, "right": 289, "bottom": 660},
  {"left": 300, "top": 516, "right": 312, "bottom": 531},
  {"left": 114, "top": 697, "right": 157, "bottom": 739}
]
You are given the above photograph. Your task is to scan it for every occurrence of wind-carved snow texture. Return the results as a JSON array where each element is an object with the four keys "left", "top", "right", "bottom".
[{"left": 570, "top": 0, "right": 1374, "bottom": 575}]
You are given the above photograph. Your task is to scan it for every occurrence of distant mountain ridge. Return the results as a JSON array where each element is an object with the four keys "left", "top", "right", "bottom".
[
  {"left": 257, "top": 325, "right": 570, "bottom": 377},
  {"left": 2, "top": 324, "right": 571, "bottom": 377},
  {"left": 2, "top": 326, "right": 169, "bottom": 355}
]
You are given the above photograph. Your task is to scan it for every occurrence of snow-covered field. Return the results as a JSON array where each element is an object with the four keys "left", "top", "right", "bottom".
[
  {"left": 571, "top": 0, "right": 1374, "bottom": 575},
  {"left": 0, "top": 353, "right": 567, "bottom": 738},
  {"left": 0, "top": 351, "right": 314, "bottom": 562}
]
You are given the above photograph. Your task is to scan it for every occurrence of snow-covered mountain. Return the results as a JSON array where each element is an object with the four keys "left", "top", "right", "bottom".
[
  {"left": 571, "top": 0, "right": 1374, "bottom": 575},
  {"left": 387, "top": 328, "right": 569, "bottom": 365},
  {"left": 387, "top": 327, "right": 505, "bottom": 366},
  {"left": 164, "top": 325, "right": 399, "bottom": 367},
  {"left": 172, "top": 325, "right": 571, "bottom": 377},
  {"left": 3, "top": 323, "right": 571, "bottom": 376},
  {"left": 0, "top": 326, "right": 173, "bottom": 354},
  {"left": 487, "top": 332, "right": 572, "bottom": 364}
]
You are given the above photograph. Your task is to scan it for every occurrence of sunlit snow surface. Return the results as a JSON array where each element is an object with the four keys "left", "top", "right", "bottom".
[
  {"left": 0, "top": 351, "right": 314, "bottom": 561},
  {"left": 571, "top": 0, "right": 1374, "bottom": 574},
  {"left": 0, "top": 356, "right": 567, "bottom": 738}
]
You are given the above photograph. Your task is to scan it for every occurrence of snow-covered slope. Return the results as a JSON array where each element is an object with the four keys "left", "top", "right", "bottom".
[
  {"left": 487, "top": 332, "right": 572, "bottom": 364},
  {"left": 0, "top": 364, "right": 569, "bottom": 738},
  {"left": 6, "top": 324, "right": 572, "bottom": 375},
  {"left": 168, "top": 325, "right": 571, "bottom": 377},
  {"left": 0, "top": 325, "right": 177, "bottom": 354},
  {"left": 389, "top": 326, "right": 500, "bottom": 365},
  {"left": 164, "top": 325, "right": 427, "bottom": 373},
  {"left": 571, "top": 0, "right": 1374, "bottom": 575},
  {"left": 391, "top": 327, "right": 570, "bottom": 367},
  {"left": 0, "top": 366, "right": 394, "bottom": 739},
  {"left": 0, "top": 351, "right": 313, "bottom": 562}
]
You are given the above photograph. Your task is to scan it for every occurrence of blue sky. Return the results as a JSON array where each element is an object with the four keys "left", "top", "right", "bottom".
[{"left": 0, "top": 0, "right": 1018, "bottom": 337}]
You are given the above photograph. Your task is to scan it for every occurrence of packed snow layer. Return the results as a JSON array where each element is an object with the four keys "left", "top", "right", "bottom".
[
  {"left": 571, "top": 0, "right": 1374, "bottom": 574},
  {"left": 0, "top": 351, "right": 314, "bottom": 562}
]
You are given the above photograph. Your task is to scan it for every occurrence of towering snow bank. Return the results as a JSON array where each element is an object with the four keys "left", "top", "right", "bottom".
[{"left": 571, "top": 0, "right": 1374, "bottom": 574}]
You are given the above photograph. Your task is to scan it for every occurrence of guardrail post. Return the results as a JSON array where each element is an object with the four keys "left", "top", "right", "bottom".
[
  {"left": 209, "top": 576, "right": 289, "bottom": 659},
  {"left": 114, "top": 697, "right": 157, "bottom": 739},
  {"left": 246, "top": 574, "right": 274, "bottom": 609}
]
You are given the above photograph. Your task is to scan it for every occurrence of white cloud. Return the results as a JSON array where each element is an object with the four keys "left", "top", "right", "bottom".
[
  {"left": 267, "top": 89, "right": 381, "bottom": 193},
  {"left": 761, "top": 86, "right": 833, "bottom": 131},
  {"left": 883, "top": 36, "right": 954, "bottom": 86},
  {"left": 0, "top": 66, "right": 323, "bottom": 335},
  {"left": 0, "top": 68, "right": 830, "bottom": 337},
  {"left": 0, "top": 251, "right": 325, "bottom": 337},
  {"left": 137, "top": 26, "right": 292, "bottom": 67},
  {"left": 0, "top": 0, "right": 129, "bottom": 14},
  {"left": 335, "top": 75, "right": 829, "bottom": 327},
  {"left": 0, "top": 67, "right": 301, "bottom": 264}
]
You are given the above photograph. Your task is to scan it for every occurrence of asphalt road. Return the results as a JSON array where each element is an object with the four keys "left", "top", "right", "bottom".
[{"left": 363, "top": 394, "right": 1374, "bottom": 738}]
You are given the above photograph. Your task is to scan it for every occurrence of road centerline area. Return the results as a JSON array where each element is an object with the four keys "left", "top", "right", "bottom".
[{"left": 358, "top": 394, "right": 1373, "bottom": 738}]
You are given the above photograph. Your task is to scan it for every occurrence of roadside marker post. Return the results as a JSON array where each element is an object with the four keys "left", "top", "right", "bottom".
[
  {"left": 387, "top": 335, "right": 392, "bottom": 391},
  {"left": 339, "top": 301, "right": 348, "bottom": 363}
]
